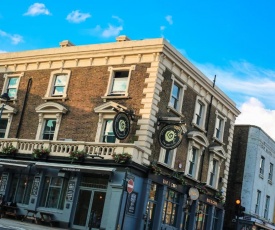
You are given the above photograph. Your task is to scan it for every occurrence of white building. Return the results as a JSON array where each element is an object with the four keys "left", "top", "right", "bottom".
[{"left": 225, "top": 125, "right": 275, "bottom": 230}]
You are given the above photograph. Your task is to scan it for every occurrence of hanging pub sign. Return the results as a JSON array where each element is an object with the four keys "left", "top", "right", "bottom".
[
  {"left": 113, "top": 112, "right": 130, "bottom": 140},
  {"left": 158, "top": 124, "right": 183, "bottom": 150}
]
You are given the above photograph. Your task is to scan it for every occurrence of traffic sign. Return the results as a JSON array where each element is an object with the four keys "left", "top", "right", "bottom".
[{"left": 127, "top": 179, "right": 134, "bottom": 193}]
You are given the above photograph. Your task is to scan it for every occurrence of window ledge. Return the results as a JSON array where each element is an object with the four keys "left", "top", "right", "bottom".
[
  {"left": 101, "top": 95, "right": 130, "bottom": 102},
  {"left": 185, "top": 174, "right": 199, "bottom": 182},
  {"left": 268, "top": 179, "right": 272, "bottom": 185},
  {"left": 212, "top": 137, "right": 225, "bottom": 145},
  {"left": 167, "top": 106, "right": 185, "bottom": 118},
  {"left": 259, "top": 173, "right": 264, "bottom": 179},
  {"left": 37, "top": 207, "right": 63, "bottom": 214},
  {"left": 42, "top": 96, "right": 68, "bottom": 102},
  {"left": 191, "top": 123, "right": 206, "bottom": 133}
]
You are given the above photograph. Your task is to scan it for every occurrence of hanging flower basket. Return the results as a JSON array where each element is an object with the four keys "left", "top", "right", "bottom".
[
  {"left": 149, "top": 162, "right": 162, "bottom": 175},
  {"left": 1, "top": 145, "right": 18, "bottom": 156},
  {"left": 112, "top": 153, "right": 132, "bottom": 164},
  {"left": 69, "top": 150, "right": 87, "bottom": 163},
  {"left": 215, "top": 190, "right": 225, "bottom": 202},
  {"left": 32, "top": 148, "right": 50, "bottom": 159}
]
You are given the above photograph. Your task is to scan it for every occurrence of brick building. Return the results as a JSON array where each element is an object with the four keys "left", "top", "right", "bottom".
[
  {"left": 0, "top": 36, "right": 239, "bottom": 229},
  {"left": 224, "top": 125, "right": 275, "bottom": 230}
]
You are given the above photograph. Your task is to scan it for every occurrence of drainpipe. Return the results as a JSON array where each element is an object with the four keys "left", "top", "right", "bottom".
[{"left": 16, "top": 78, "right": 32, "bottom": 138}]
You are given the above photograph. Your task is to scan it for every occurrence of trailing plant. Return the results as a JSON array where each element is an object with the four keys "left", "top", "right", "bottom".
[
  {"left": 215, "top": 190, "right": 225, "bottom": 202},
  {"left": 149, "top": 162, "right": 162, "bottom": 175},
  {"left": 32, "top": 148, "right": 50, "bottom": 159},
  {"left": 112, "top": 153, "right": 132, "bottom": 163},
  {"left": 173, "top": 172, "right": 186, "bottom": 185},
  {"left": 1, "top": 145, "right": 18, "bottom": 155}
]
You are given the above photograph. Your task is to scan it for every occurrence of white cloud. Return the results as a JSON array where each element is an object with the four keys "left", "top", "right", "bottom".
[
  {"left": 0, "top": 30, "right": 23, "bottom": 45},
  {"left": 0, "top": 50, "right": 7, "bottom": 53},
  {"left": 102, "top": 25, "right": 123, "bottom": 38},
  {"left": 112, "top": 15, "right": 123, "bottom": 23},
  {"left": 236, "top": 97, "right": 275, "bottom": 140},
  {"left": 165, "top": 15, "right": 173, "bottom": 25},
  {"left": 194, "top": 60, "right": 275, "bottom": 108},
  {"left": 160, "top": 26, "right": 166, "bottom": 31},
  {"left": 24, "top": 3, "right": 51, "bottom": 16},
  {"left": 66, "top": 10, "right": 91, "bottom": 23}
]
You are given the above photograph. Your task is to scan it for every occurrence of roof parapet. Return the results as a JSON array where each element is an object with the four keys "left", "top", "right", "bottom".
[
  {"left": 116, "top": 35, "right": 131, "bottom": 42},
  {"left": 59, "top": 40, "right": 75, "bottom": 47}
]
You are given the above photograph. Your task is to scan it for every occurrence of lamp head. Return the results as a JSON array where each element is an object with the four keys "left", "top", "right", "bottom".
[{"left": 0, "top": 93, "right": 10, "bottom": 101}]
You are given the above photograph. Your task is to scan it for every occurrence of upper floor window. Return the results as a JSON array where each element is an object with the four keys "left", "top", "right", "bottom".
[
  {"left": 264, "top": 195, "right": 270, "bottom": 219},
  {"left": 209, "top": 159, "right": 218, "bottom": 187},
  {"left": 35, "top": 102, "right": 68, "bottom": 141},
  {"left": 192, "top": 96, "right": 207, "bottom": 131},
  {"left": 260, "top": 156, "right": 265, "bottom": 176},
  {"left": 0, "top": 104, "right": 17, "bottom": 138},
  {"left": 0, "top": 119, "right": 8, "bottom": 138},
  {"left": 102, "top": 119, "right": 116, "bottom": 143},
  {"left": 2, "top": 73, "right": 23, "bottom": 100},
  {"left": 104, "top": 65, "right": 135, "bottom": 98},
  {"left": 94, "top": 101, "right": 128, "bottom": 143},
  {"left": 255, "top": 190, "right": 261, "bottom": 214},
  {"left": 268, "top": 163, "right": 273, "bottom": 182},
  {"left": 188, "top": 147, "right": 198, "bottom": 177},
  {"left": 42, "top": 119, "right": 56, "bottom": 140},
  {"left": 159, "top": 148, "right": 176, "bottom": 168},
  {"left": 44, "top": 69, "right": 71, "bottom": 100},
  {"left": 168, "top": 75, "right": 186, "bottom": 114},
  {"left": 208, "top": 146, "right": 226, "bottom": 189},
  {"left": 213, "top": 111, "right": 227, "bottom": 143},
  {"left": 186, "top": 131, "right": 209, "bottom": 180}
]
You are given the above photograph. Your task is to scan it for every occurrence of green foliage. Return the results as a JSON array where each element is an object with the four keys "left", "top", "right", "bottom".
[
  {"left": 112, "top": 153, "right": 132, "bottom": 163},
  {"left": 149, "top": 162, "right": 162, "bottom": 175},
  {"left": 32, "top": 148, "right": 50, "bottom": 158},
  {"left": 69, "top": 150, "right": 87, "bottom": 160},
  {"left": 1, "top": 145, "right": 17, "bottom": 155}
]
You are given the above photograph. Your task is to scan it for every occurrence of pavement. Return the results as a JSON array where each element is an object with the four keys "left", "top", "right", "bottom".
[{"left": 0, "top": 217, "right": 65, "bottom": 230}]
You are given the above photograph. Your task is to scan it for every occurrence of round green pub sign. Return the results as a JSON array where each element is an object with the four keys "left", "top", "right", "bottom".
[{"left": 158, "top": 124, "right": 183, "bottom": 150}]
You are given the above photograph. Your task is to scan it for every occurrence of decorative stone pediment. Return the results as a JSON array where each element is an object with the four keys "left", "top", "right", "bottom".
[
  {"left": 187, "top": 131, "right": 209, "bottom": 147},
  {"left": 35, "top": 102, "right": 68, "bottom": 114},
  {"left": 94, "top": 101, "right": 127, "bottom": 114},
  {"left": 209, "top": 145, "right": 226, "bottom": 159}
]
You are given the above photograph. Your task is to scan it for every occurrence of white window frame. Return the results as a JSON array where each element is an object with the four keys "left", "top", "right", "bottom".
[
  {"left": 168, "top": 75, "right": 187, "bottom": 114},
  {"left": 43, "top": 69, "right": 71, "bottom": 100},
  {"left": 259, "top": 156, "right": 265, "bottom": 177},
  {"left": 213, "top": 110, "right": 227, "bottom": 143},
  {"left": 207, "top": 146, "right": 226, "bottom": 188},
  {"left": 268, "top": 163, "right": 273, "bottom": 183},
  {"left": 185, "top": 141, "right": 204, "bottom": 179},
  {"left": 159, "top": 148, "right": 176, "bottom": 168},
  {"left": 192, "top": 96, "right": 207, "bottom": 131},
  {"left": 35, "top": 102, "right": 67, "bottom": 141},
  {"left": 104, "top": 65, "right": 135, "bottom": 98},
  {"left": 255, "top": 190, "right": 261, "bottom": 214},
  {"left": 264, "top": 195, "right": 270, "bottom": 219},
  {"left": 2, "top": 72, "right": 23, "bottom": 101},
  {"left": 94, "top": 101, "right": 128, "bottom": 143},
  {"left": 0, "top": 104, "right": 17, "bottom": 138}
]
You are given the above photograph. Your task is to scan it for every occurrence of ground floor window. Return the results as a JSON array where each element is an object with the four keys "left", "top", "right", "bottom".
[
  {"left": 7, "top": 173, "right": 34, "bottom": 205},
  {"left": 196, "top": 202, "right": 209, "bottom": 230},
  {"left": 162, "top": 189, "right": 179, "bottom": 226},
  {"left": 40, "top": 176, "right": 68, "bottom": 209},
  {"left": 212, "top": 207, "right": 219, "bottom": 230},
  {"left": 144, "top": 183, "right": 159, "bottom": 230}
]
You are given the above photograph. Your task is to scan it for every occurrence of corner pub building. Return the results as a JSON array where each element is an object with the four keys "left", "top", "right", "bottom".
[{"left": 0, "top": 36, "right": 240, "bottom": 230}]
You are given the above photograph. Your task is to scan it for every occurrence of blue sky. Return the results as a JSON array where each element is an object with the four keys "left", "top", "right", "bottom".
[{"left": 1, "top": 1, "right": 275, "bottom": 138}]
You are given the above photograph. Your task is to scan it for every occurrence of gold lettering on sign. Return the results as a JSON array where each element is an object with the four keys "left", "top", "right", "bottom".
[
  {"left": 162, "top": 179, "right": 178, "bottom": 189},
  {"left": 206, "top": 198, "right": 218, "bottom": 206}
]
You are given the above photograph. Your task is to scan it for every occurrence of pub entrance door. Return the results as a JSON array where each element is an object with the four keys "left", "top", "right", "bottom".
[{"left": 72, "top": 189, "right": 106, "bottom": 230}]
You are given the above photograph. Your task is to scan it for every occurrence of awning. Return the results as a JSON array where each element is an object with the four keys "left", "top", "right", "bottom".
[
  {"left": 0, "top": 159, "right": 34, "bottom": 169},
  {"left": 255, "top": 222, "right": 273, "bottom": 230},
  {"left": 35, "top": 162, "right": 115, "bottom": 175}
]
